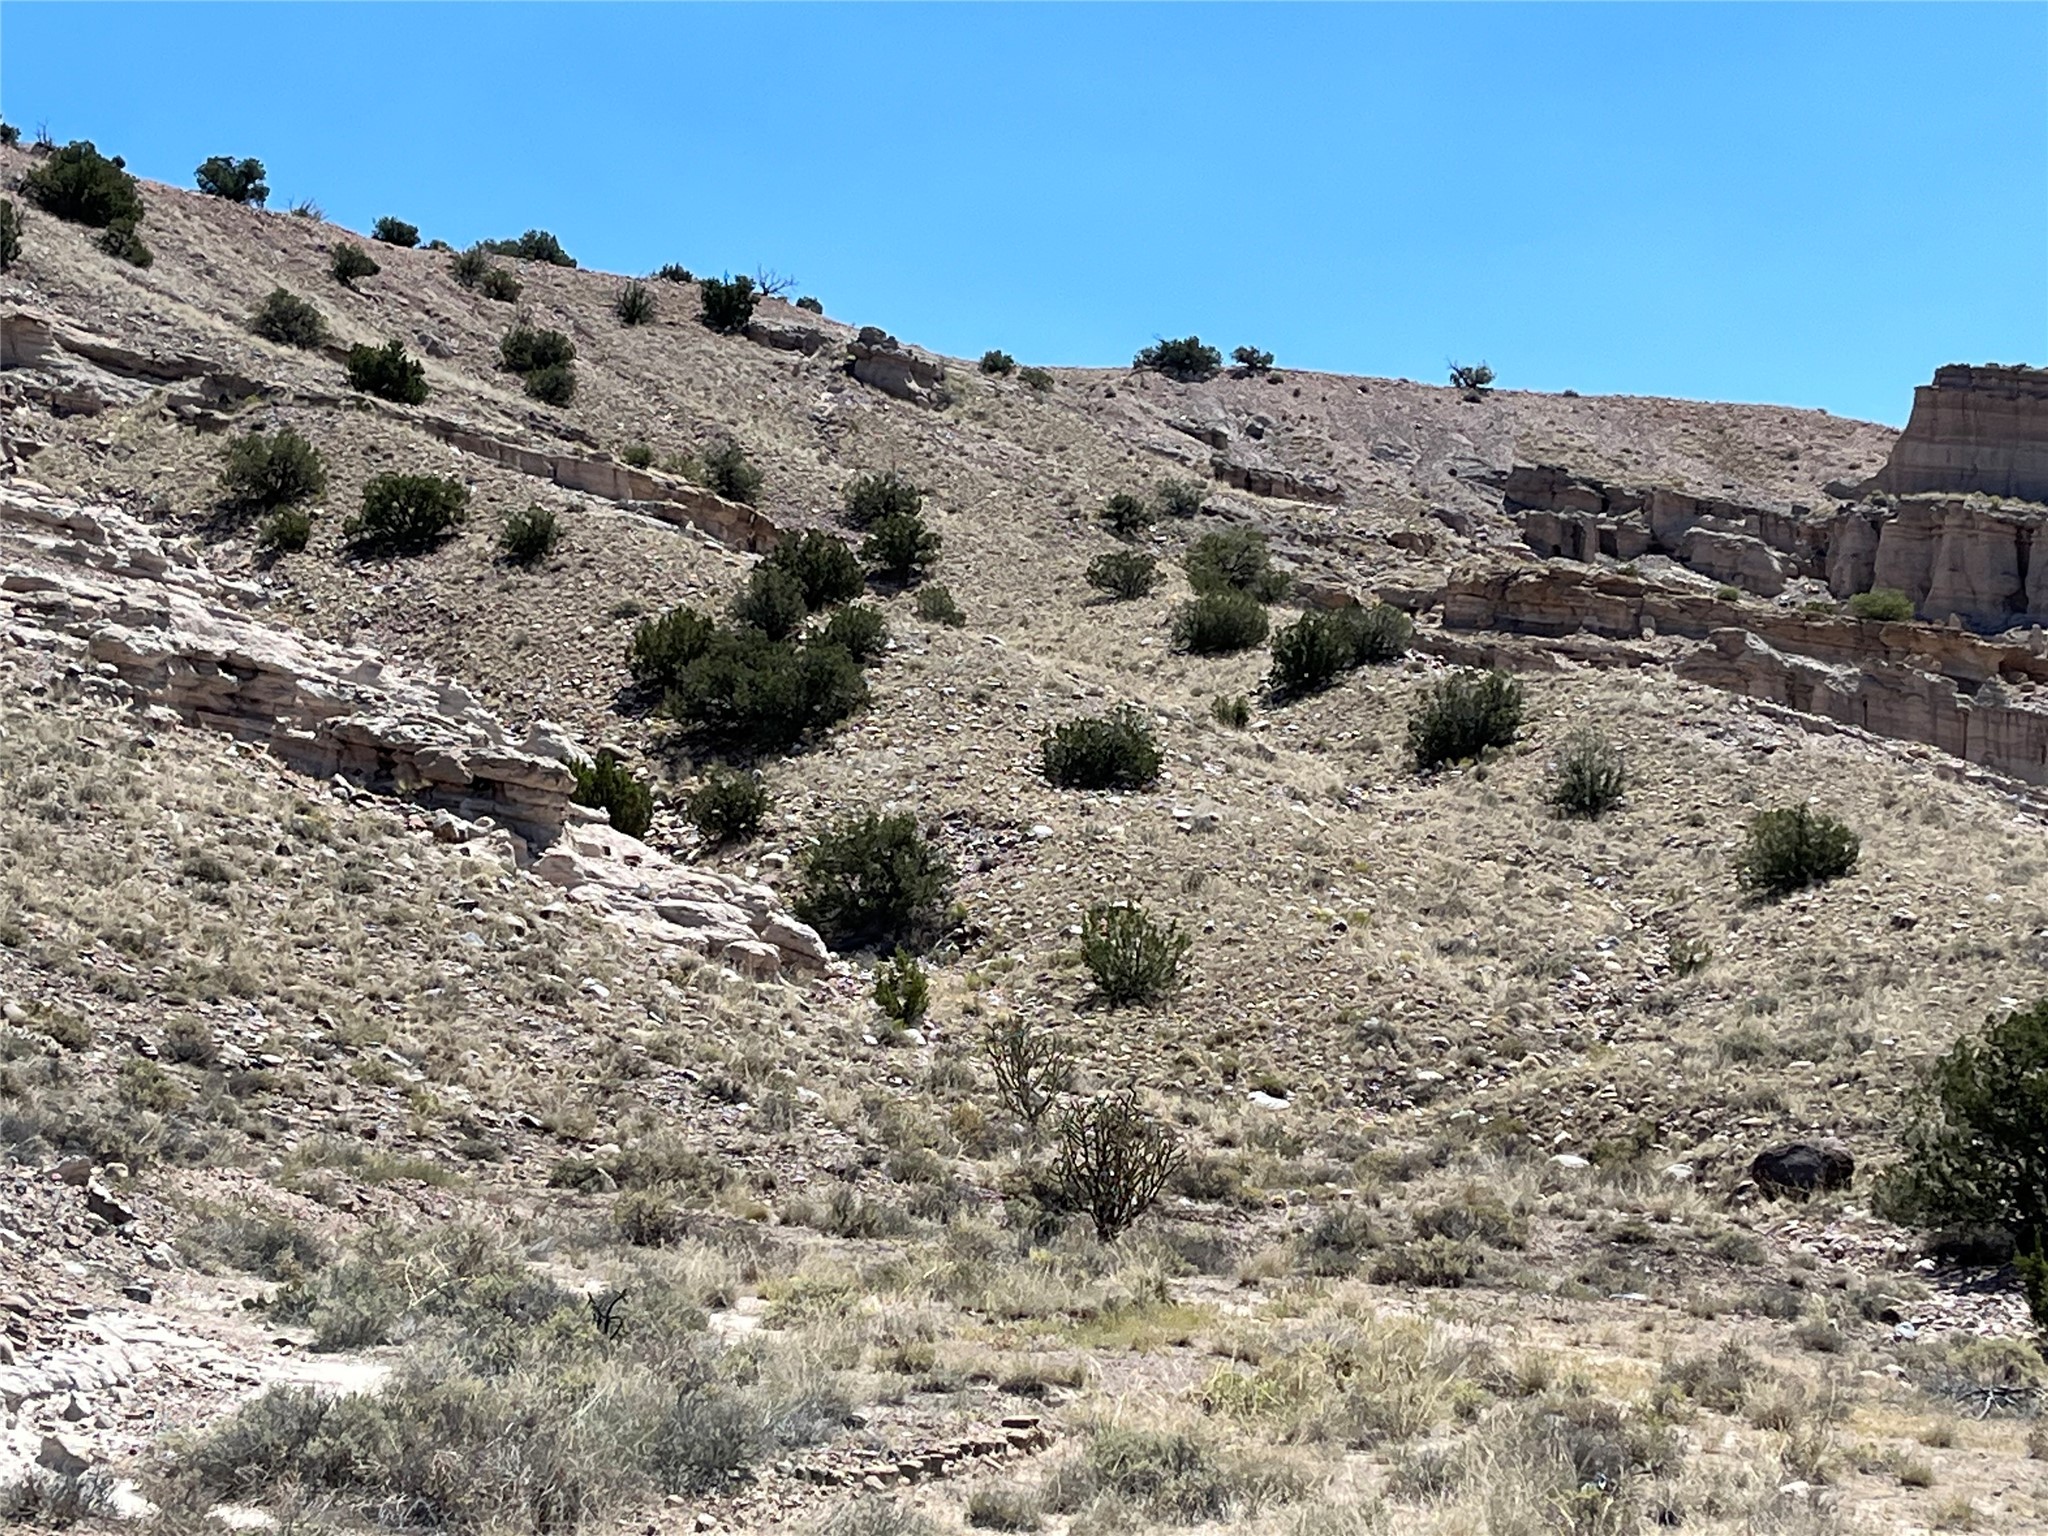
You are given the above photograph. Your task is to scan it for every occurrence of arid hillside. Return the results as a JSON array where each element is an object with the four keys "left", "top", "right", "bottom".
[{"left": 2, "top": 144, "right": 2045, "bottom": 1536}]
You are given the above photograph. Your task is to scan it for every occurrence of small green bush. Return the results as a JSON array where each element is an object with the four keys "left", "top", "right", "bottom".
[
  {"left": 733, "top": 566, "right": 810, "bottom": 641},
  {"left": 218, "top": 429, "right": 327, "bottom": 512},
  {"left": 344, "top": 340, "right": 428, "bottom": 403},
  {"left": 1101, "top": 492, "right": 1153, "bottom": 538},
  {"left": 498, "top": 322, "right": 575, "bottom": 375},
  {"left": 330, "top": 243, "right": 379, "bottom": 287},
  {"left": 699, "top": 274, "right": 758, "bottom": 333},
  {"left": 1057, "top": 1090, "right": 1185, "bottom": 1241},
  {"left": 701, "top": 440, "right": 762, "bottom": 505},
  {"left": 477, "top": 266, "right": 522, "bottom": 302},
  {"left": 1848, "top": 586, "right": 1915, "bottom": 622},
  {"left": 621, "top": 441, "right": 655, "bottom": 469},
  {"left": 873, "top": 949, "right": 931, "bottom": 1033},
  {"left": 615, "top": 280, "right": 656, "bottom": 326},
  {"left": 842, "top": 470, "right": 922, "bottom": 530},
  {"left": 862, "top": 512, "right": 941, "bottom": 585},
  {"left": 686, "top": 766, "right": 770, "bottom": 844},
  {"left": 288, "top": 199, "right": 322, "bottom": 219},
  {"left": 1547, "top": 726, "right": 1626, "bottom": 819},
  {"left": 1449, "top": 361, "right": 1496, "bottom": 393},
  {"left": 1042, "top": 706, "right": 1162, "bottom": 791},
  {"left": 1344, "top": 602, "right": 1413, "bottom": 663},
  {"left": 0, "top": 199, "right": 20, "bottom": 273},
  {"left": 1171, "top": 589, "right": 1269, "bottom": 654},
  {"left": 1156, "top": 478, "right": 1205, "bottom": 518},
  {"left": 766, "top": 530, "right": 866, "bottom": 611},
  {"left": 480, "top": 229, "right": 574, "bottom": 266},
  {"left": 1086, "top": 551, "right": 1158, "bottom": 600},
  {"left": 794, "top": 812, "right": 955, "bottom": 953},
  {"left": 1267, "top": 610, "right": 1355, "bottom": 697},
  {"left": 820, "top": 603, "right": 889, "bottom": 663},
  {"left": 250, "top": 288, "right": 327, "bottom": 348},
  {"left": 1734, "top": 804, "right": 1859, "bottom": 897},
  {"left": 915, "top": 586, "right": 967, "bottom": 627},
  {"left": 522, "top": 362, "right": 576, "bottom": 406},
  {"left": 665, "top": 630, "right": 868, "bottom": 753},
  {"left": 1407, "top": 668, "right": 1523, "bottom": 770},
  {"left": 1185, "top": 529, "right": 1289, "bottom": 600},
  {"left": 260, "top": 508, "right": 312, "bottom": 554},
  {"left": 21, "top": 140, "right": 143, "bottom": 229},
  {"left": 573, "top": 750, "right": 654, "bottom": 839},
  {"left": 1081, "top": 902, "right": 1191, "bottom": 1007},
  {"left": 0, "top": 123, "right": 17, "bottom": 147},
  {"left": 371, "top": 216, "right": 419, "bottom": 247},
  {"left": 629, "top": 606, "right": 718, "bottom": 694},
  {"left": 98, "top": 223, "right": 152, "bottom": 267},
  {"left": 194, "top": 156, "right": 268, "bottom": 204},
  {"left": 1134, "top": 336, "right": 1223, "bottom": 381},
  {"left": 1018, "top": 367, "right": 1054, "bottom": 393},
  {"left": 449, "top": 244, "right": 490, "bottom": 288},
  {"left": 655, "top": 263, "right": 694, "bottom": 283},
  {"left": 1211, "top": 694, "right": 1250, "bottom": 728},
  {"left": 795, "top": 295, "right": 823, "bottom": 314},
  {"left": 980, "top": 349, "right": 1016, "bottom": 376},
  {"left": 499, "top": 504, "right": 559, "bottom": 566},
  {"left": 344, "top": 473, "right": 467, "bottom": 556},
  {"left": 1232, "top": 345, "right": 1275, "bottom": 373}
]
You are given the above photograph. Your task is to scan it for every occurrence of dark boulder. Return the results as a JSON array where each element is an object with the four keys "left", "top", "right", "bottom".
[{"left": 1749, "top": 1141, "right": 1854, "bottom": 1198}]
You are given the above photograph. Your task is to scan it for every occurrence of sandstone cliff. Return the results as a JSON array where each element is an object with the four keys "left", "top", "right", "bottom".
[{"left": 1875, "top": 363, "right": 2048, "bottom": 503}]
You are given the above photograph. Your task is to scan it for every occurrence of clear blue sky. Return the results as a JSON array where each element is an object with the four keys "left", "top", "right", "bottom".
[{"left": 3, "top": 3, "right": 2042, "bottom": 424}]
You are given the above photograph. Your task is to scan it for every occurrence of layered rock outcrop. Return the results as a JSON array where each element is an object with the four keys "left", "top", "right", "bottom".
[
  {"left": 1875, "top": 364, "right": 2048, "bottom": 503},
  {"left": 847, "top": 327, "right": 949, "bottom": 408}
]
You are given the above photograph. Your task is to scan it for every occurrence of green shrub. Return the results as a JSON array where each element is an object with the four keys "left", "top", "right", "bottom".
[
  {"left": 794, "top": 812, "right": 955, "bottom": 953},
  {"left": 499, "top": 322, "right": 575, "bottom": 375},
  {"left": 1344, "top": 602, "right": 1413, "bottom": 663},
  {"left": 842, "top": 470, "right": 922, "bottom": 530},
  {"left": 985, "top": 1016, "right": 1070, "bottom": 1131},
  {"left": 480, "top": 228, "right": 574, "bottom": 266},
  {"left": 1134, "top": 336, "right": 1223, "bottom": 381},
  {"left": 573, "top": 750, "right": 654, "bottom": 839},
  {"left": 1171, "top": 589, "right": 1269, "bottom": 654},
  {"left": 1211, "top": 694, "right": 1250, "bottom": 728},
  {"left": 499, "top": 504, "right": 559, "bottom": 567},
  {"left": 862, "top": 512, "right": 941, "bottom": 585},
  {"left": 1267, "top": 610, "right": 1356, "bottom": 697},
  {"left": 664, "top": 630, "right": 868, "bottom": 753},
  {"left": 0, "top": 123, "right": 17, "bottom": 147},
  {"left": 1547, "top": 726, "right": 1626, "bottom": 819},
  {"left": 260, "top": 509, "right": 312, "bottom": 554},
  {"left": 1086, "top": 551, "right": 1158, "bottom": 600},
  {"left": 873, "top": 949, "right": 931, "bottom": 1033},
  {"left": 344, "top": 340, "right": 428, "bottom": 403},
  {"left": 1232, "top": 345, "right": 1274, "bottom": 373},
  {"left": 477, "top": 266, "right": 523, "bottom": 302},
  {"left": 344, "top": 473, "right": 467, "bottom": 556},
  {"left": 218, "top": 429, "right": 327, "bottom": 512},
  {"left": 1057, "top": 1090, "right": 1185, "bottom": 1240},
  {"left": 1082, "top": 902, "right": 1190, "bottom": 1007},
  {"left": 629, "top": 606, "right": 718, "bottom": 693},
  {"left": 1449, "top": 361, "right": 1496, "bottom": 393},
  {"left": 194, "top": 156, "right": 268, "bottom": 204},
  {"left": 621, "top": 442, "right": 655, "bottom": 469},
  {"left": 1157, "top": 478, "right": 1205, "bottom": 518},
  {"left": 615, "top": 280, "right": 656, "bottom": 326},
  {"left": 1879, "top": 998, "right": 2048, "bottom": 1329},
  {"left": 1734, "top": 804, "right": 1859, "bottom": 896},
  {"left": 733, "top": 566, "right": 809, "bottom": 641},
  {"left": 699, "top": 274, "right": 758, "bottom": 333},
  {"left": 1018, "top": 367, "right": 1054, "bottom": 393},
  {"left": 686, "top": 767, "right": 770, "bottom": 844},
  {"left": 1407, "top": 668, "right": 1523, "bottom": 770},
  {"left": 21, "top": 141, "right": 143, "bottom": 229},
  {"left": 915, "top": 586, "right": 967, "bottom": 627},
  {"left": 1848, "top": 586, "right": 1915, "bottom": 622},
  {"left": 288, "top": 199, "right": 322, "bottom": 219},
  {"left": 1101, "top": 492, "right": 1153, "bottom": 538},
  {"left": 654, "top": 263, "right": 694, "bottom": 283},
  {"left": 966, "top": 1484, "right": 1041, "bottom": 1531},
  {"left": 1185, "top": 529, "right": 1289, "bottom": 600},
  {"left": 0, "top": 199, "right": 20, "bottom": 273},
  {"left": 820, "top": 603, "right": 889, "bottom": 663},
  {"left": 371, "top": 216, "right": 419, "bottom": 247},
  {"left": 250, "top": 288, "right": 327, "bottom": 348},
  {"left": 701, "top": 440, "right": 762, "bottom": 504},
  {"left": 980, "top": 349, "right": 1016, "bottom": 376},
  {"left": 522, "top": 363, "right": 576, "bottom": 406},
  {"left": 98, "top": 223, "right": 152, "bottom": 267},
  {"left": 795, "top": 295, "right": 823, "bottom": 314},
  {"left": 1042, "top": 707, "right": 1162, "bottom": 791},
  {"left": 330, "top": 243, "right": 379, "bottom": 287},
  {"left": 766, "top": 530, "right": 866, "bottom": 611},
  {"left": 449, "top": 244, "right": 490, "bottom": 288}
]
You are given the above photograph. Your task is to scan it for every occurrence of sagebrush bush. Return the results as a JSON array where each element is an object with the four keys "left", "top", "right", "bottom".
[
  {"left": 480, "top": 228, "right": 574, "bottom": 266},
  {"left": 732, "top": 566, "right": 809, "bottom": 641},
  {"left": 250, "top": 288, "right": 327, "bottom": 348},
  {"left": 699, "top": 274, "right": 758, "bottom": 333},
  {"left": 98, "top": 222, "right": 152, "bottom": 267},
  {"left": 686, "top": 766, "right": 770, "bottom": 844},
  {"left": 218, "top": 429, "right": 327, "bottom": 513},
  {"left": 371, "top": 215, "right": 419, "bottom": 247},
  {"left": 1134, "top": 336, "right": 1223, "bottom": 380},
  {"left": 701, "top": 440, "right": 762, "bottom": 504},
  {"left": 1232, "top": 345, "right": 1275, "bottom": 373},
  {"left": 615, "top": 280, "right": 656, "bottom": 326},
  {"left": 862, "top": 512, "right": 941, "bottom": 585},
  {"left": 449, "top": 244, "right": 490, "bottom": 288},
  {"left": 523, "top": 362, "right": 576, "bottom": 406},
  {"left": 873, "top": 949, "right": 931, "bottom": 1033},
  {"left": 1042, "top": 707, "right": 1162, "bottom": 791},
  {"left": 654, "top": 263, "right": 694, "bottom": 283},
  {"left": 794, "top": 812, "right": 955, "bottom": 953},
  {"left": 1018, "top": 367, "right": 1054, "bottom": 393},
  {"left": 330, "top": 243, "right": 379, "bottom": 287},
  {"left": 629, "top": 606, "right": 718, "bottom": 694},
  {"left": 1449, "top": 361, "right": 1496, "bottom": 392},
  {"left": 1211, "top": 694, "right": 1251, "bottom": 728},
  {"left": 1057, "top": 1090, "right": 1185, "bottom": 1240},
  {"left": 195, "top": 155, "right": 268, "bottom": 205},
  {"left": 1344, "top": 602, "right": 1413, "bottom": 663},
  {"left": 1186, "top": 529, "right": 1289, "bottom": 600},
  {"left": 665, "top": 629, "right": 868, "bottom": 753},
  {"left": 260, "top": 508, "right": 312, "bottom": 554},
  {"left": 22, "top": 141, "right": 144, "bottom": 229},
  {"left": 915, "top": 586, "right": 967, "bottom": 627},
  {"left": 573, "top": 750, "right": 654, "bottom": 839},
  {"left": 499, "top": 504, "right": 559, "bottom": 566},
  {"left": 820, "top": 603, "right": 889, "bottom": 662},
  {"left": 1082, "top": 902, "right": 1191, "bottom": 1007},
  {"left": 842, "top": 470, "right": 922, "bottom": 530},
  {"left": 343, "top": 473, "right": 467, "bottom": 556},
  {"left": 795, "top": 295, "right": 823, "bottom": 314},
  {"left": 344, "top": 340, "right": 428, "bottom": 403},
  {"left": 1156, "top": 478, "right": 1205, "bottom": 518},
  {"left": 1547, "top": 725, "right": 1625, "bottom": 818},
  {"left": 0, "top": 199, "right": 20, "bottom": 273},
  {"left": 1086, "top": 551, "right": 1158, "bottom": 600},
  {"left": 499, "top": 322, "right": 575, "bottom": 375},
  {"left": 1101, "top": 492, "right": 1153, "bottom": 538},
  {"left": 477, "top": 266, "right": 523, "bottom": 302},
  {"left": 1267, "top": 610, "right": 1356, "bottom": 697},
  {"left": 620, "top": 442, "right": 655, "bottom": 470},
  {"left": 766, "top": 530, "right": 866, "bottom": 611},
  {"left": 1849, "top": 586, "right": 1915, "bottom": 622},
  {"left": 1171, "top": 589, "right": 1269, "bottom": 654},
  {"left": 980, "top": 349, "right": 1016, "bottom": 376},
  {"left": 1734, "top": 804, "right": 1859, "bottom": 896},
  {"left": 1407, "top": 668, "right": 1523, "bottom": 770}
]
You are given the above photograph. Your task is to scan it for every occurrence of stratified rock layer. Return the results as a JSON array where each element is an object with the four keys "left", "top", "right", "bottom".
[{"left": 1876, "top": 364, "right": 2048, "bottom": 503}]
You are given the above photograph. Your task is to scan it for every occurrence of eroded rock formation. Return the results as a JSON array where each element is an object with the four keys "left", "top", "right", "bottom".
[
  {"left": 1875, "top": 364, "right": 2048, "bottom": 503},
  {"left": 847, "top": 327, "right": 949, "bottom": 408}
]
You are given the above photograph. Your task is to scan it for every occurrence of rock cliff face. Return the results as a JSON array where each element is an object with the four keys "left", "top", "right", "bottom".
[{"left": 1876, "top": 364, "right": 2048, "bottom": 503}]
